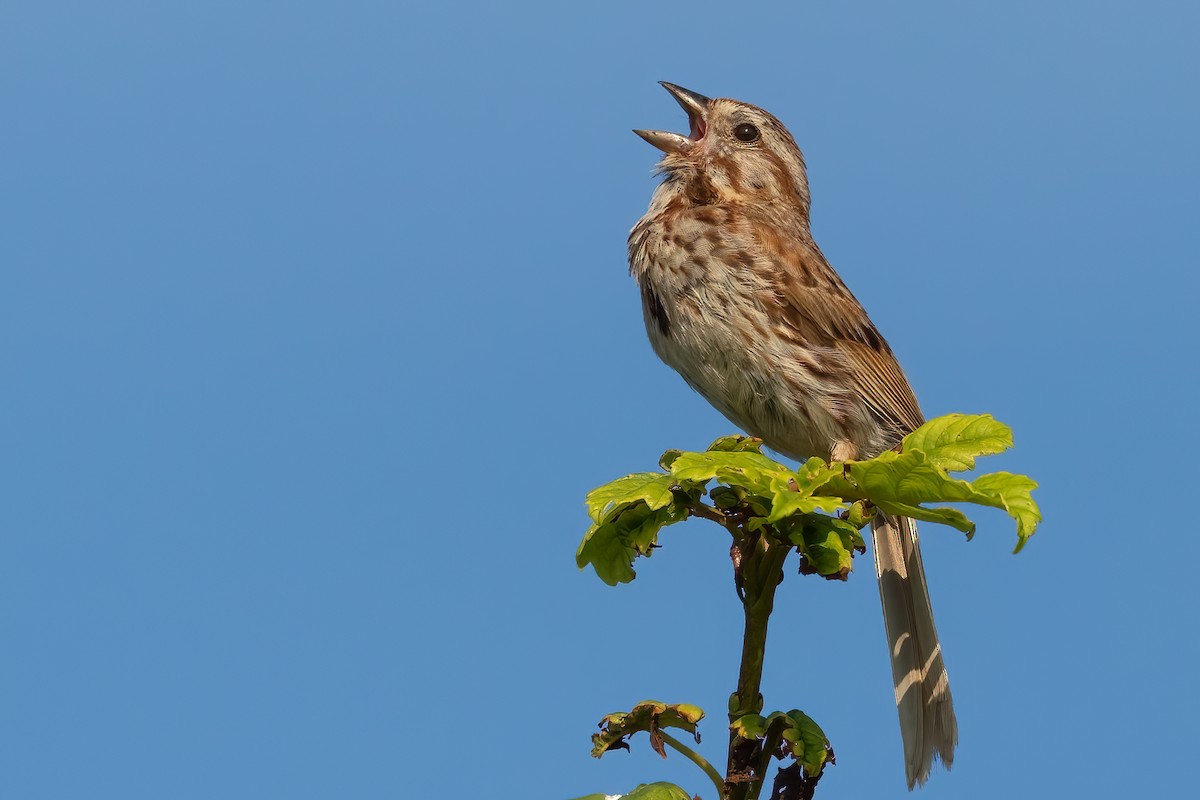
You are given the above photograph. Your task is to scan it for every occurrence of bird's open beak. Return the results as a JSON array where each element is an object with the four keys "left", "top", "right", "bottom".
[{"left": 634, "top": 82, "right": 712, "bottom": 154}]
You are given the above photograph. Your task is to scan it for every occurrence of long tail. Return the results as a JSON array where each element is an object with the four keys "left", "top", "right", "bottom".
[{"left": 870, "top": 514, "right": 957, "bottom": 789}]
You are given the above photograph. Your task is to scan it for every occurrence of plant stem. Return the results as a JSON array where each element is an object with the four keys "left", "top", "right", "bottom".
[
  {"left": 659, "top": 730, "right": 725, "bottom": 798},
  {"left": 689, "top": 500, "right": 729, "bottom": 526},
  {"left": 747, "top": 726, "right": 783, "bottom": 800},
  {"left": 725, "top": 533, "right": 791, "bottom": 800}
]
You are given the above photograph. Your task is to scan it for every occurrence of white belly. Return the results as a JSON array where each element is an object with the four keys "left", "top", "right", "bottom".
[{"left": 639, "top": 249, "right": 859, "bottom": 461}]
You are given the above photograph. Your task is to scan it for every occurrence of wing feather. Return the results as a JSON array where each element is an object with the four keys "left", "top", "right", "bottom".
[{"left": 746, "top": 217, "right": 924, "bottom": 441}]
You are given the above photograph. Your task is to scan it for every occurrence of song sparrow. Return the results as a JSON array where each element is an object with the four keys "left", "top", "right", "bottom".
[{"left": 629, "top": 83, "right": 957, "bottom": 789}]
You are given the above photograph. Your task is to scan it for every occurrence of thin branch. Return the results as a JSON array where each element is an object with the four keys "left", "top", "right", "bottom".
[
  {"left": 688, "top": 500, "right": 730, "bottom": 527},
  {"left": 659, "top": 730, "right": 725, "bottom": 798}
]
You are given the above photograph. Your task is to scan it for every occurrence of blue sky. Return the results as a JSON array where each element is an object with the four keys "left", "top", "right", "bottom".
[{"left": 2, "top": 1, "right": 1197, "bottom": 797}]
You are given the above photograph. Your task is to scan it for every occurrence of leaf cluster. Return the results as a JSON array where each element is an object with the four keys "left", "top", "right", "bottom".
[
  {"left": 577, "top": 414, "right": 1040, "bottom": 586},
  {"left": 731, "top": 710, "right": 831, "bottom": 779},
  {"left": 585, "top": 701, "right": 835, "bottom": 800}
]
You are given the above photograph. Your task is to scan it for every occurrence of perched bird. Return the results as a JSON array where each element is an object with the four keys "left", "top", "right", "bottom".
[{"left": 629, "top": 82, "right": 957, "bottom": 789}]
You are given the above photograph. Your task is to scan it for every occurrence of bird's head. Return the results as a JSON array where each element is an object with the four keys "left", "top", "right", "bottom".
[{"left": 635, "top": 82, "right": 811, "bottom": 215}]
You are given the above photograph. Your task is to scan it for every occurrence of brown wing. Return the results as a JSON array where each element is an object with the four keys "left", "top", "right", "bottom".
[
  {"left": 748, "top": 217, "right": 925, "bottom": 440},
  {"left": 837, "top": 339, "right": 925, "bottom": 438}
]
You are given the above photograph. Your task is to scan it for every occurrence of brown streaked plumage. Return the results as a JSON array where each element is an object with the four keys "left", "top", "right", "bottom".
[{"left": 629, "top": 82, "right": 956, "bottom": 789}]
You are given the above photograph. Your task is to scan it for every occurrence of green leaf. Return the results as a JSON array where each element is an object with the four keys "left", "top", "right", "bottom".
[
  {"left": 778, "top": 514, "right": 862, "bottom": 579},
  {"left": 567, "top": 788, "right": 691, "bottom": 800},
  {"left": 761, "top": 459, "right": 846, "bottom": 524},
  {"left": 852, "top": 451, "right": 1040, "bottom": 547},
  {"left": 972, "top": 472, "right": 1042, "bottom": 551},
  {"left": 705, "top": 435, "right": 765, "bottom": 453},
  {"left": 592, "top": 701, "right": 705, "bottom": 758},
  {"left": 576, "top": 504, "right": 687, "bottom": 585},
  {"left": 808, "top": 471, "right": 868, "bottom": 503},
  {"left": 870, "top": 500, "right": 976, "bottom": 535},
  {"left": 844, "top": 500, "right": 873, "bottom": 529},
  {"left": 777, "top": 710, "right": 831, "bottom": 776},
  {"left": 576, "top": 522, "right": 635, "bottom": 585},
  {"left": 902, "top": 413, "right": 1012, "bottom": 472},
  {"left": 669, "top": 451, "right": 791, "bottom": 495},
  {"left": 621, "top": 783, "right": 693, "bottom": 800},
  {"left": 708, "top": 486, "right": 742, "bottom": 510},
  {"left": 766, "top": 473, "right": 846, "bottom": 523},
  {"left": 765, "top": 492, "right": 845, "bottom": 522},
  {"left": 791, "top": 457, "right": 840, "bottom": 488},
  {"left": 586, "top": 473, "right": 678, "bottom": 523},
  {"left": 730, "top": 713, "right": 769, "bottom": 740}
]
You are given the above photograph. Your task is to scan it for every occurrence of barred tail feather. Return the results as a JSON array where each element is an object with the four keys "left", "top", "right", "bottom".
[{"left": 871, "top": 514, "right": 958, "bottom": 789}]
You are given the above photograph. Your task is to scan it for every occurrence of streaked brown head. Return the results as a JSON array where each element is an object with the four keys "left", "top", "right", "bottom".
[{"left": 634, "top": 82, "right": 811, "bottom": 215}]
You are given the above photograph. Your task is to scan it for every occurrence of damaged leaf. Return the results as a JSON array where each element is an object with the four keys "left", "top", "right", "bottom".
[{"left": 592, "top": 701, "right": 706, "bottom": 759}]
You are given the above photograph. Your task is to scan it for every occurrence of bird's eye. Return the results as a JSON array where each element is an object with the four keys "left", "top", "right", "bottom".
[{"left": 733, "top": 123, "right": 760, "bottom": 143}]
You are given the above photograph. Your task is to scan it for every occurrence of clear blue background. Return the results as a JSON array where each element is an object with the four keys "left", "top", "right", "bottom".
[{"left": 3, "top": 1, "right": 1197, "bottom": 797}]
